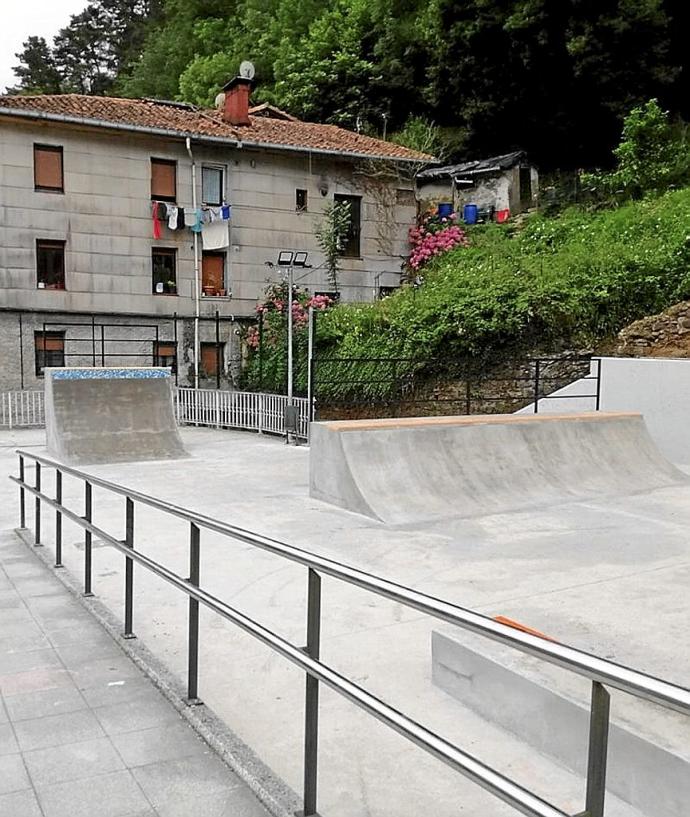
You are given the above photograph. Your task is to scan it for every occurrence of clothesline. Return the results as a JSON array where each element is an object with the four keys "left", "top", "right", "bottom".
[{"left": 151, "top": 201, "right": 232, "bottom": 249}]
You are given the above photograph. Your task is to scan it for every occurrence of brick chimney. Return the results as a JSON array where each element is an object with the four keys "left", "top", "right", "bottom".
[{"left": 222, "top": 77, "right": 253, "bottom": 126}]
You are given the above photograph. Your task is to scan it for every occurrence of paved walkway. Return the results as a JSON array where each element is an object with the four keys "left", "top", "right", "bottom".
[{"left": 0, "top": 530, "right": 269, "bottom": 817}]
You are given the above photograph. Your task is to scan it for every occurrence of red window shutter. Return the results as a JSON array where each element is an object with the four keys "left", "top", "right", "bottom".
[
  {"left": 34, "top": 146, "right": 63, "bottom": 190},
  {"left": 151, "top": 159, "right": 176, "bottom": 200}
]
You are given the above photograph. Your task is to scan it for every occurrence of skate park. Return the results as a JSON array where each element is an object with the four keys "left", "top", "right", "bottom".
[{"left": 1, "top": 361, "right": 689, "bottom": 817}]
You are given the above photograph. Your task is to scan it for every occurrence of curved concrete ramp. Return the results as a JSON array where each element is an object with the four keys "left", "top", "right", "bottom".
[
  {"left": 45, "top": 368, "right": 188, "bottom": 465},
  {"left": 309, "top": 413, "right": 687, "bottom": 524}
]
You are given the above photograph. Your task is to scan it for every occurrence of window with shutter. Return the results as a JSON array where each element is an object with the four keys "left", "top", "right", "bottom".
[
  {"left": 151, "top": 158, "right": 177, "bottom": 201},
  {"left": 153, "top": 342, "right": 177, "bottom": 371},
  {"left": 202, "top": 252, "right": 225, "bottom": 295},
  {"left": 36, "top": 240, "right": 66, "bottom": 289},
  {"left": 334, "top": 194, "right": 362, "bottom": 257},
  {"left": 35, "top": 331, "right": 65, "bottom": 375},
  {"left": 200, "top": 343, "right": 224, "bottom": 377},
  {"left": 34, "top": 145, "right": 64, "bottom": 192}
]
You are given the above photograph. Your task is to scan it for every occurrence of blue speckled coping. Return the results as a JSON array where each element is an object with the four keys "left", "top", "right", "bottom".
[{"left": 52, "top": 368, "right": 170, "bottom": 380}]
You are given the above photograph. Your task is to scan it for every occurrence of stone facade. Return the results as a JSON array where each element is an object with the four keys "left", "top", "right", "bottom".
[{"left": 0, "top": 115, "right": 417, "bottom": 389}]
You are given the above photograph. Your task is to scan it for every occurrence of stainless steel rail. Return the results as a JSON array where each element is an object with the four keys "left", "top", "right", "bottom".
[{"left": 11, "top": 449, "right": 690, "bottom": 817}]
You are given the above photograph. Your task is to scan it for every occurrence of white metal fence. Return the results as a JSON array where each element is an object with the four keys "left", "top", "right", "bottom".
[
  {"left": 0, "top": 391, "right": 45, "bottom": 428},
  {"left": 175, "top": 388, "right": 310, "bottom": 438},
  {"left": 0, "top": 389, "right": 310, "bottom": 439}
]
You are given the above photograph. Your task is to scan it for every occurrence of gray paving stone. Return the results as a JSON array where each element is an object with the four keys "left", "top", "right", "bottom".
[
  {"left": 132, "top": 755, "right": 241, "bottom": 811},
  {"left": 0, "top": 630, "right": 51, "bottom": 652},
  {"left": 0, "top": 648, "right": 61, "bottom": 676},
  {"left": 0, "top": 788, "right": 43, "bottom": 817},
  {"left": 0, "top": 667, "right": 72, "bottom": 697},
  {"left": 0, "top": 723, "right": 19, "bottom": 756},
  {"left": 3, "top": 685, "right": 87, "bottom": 722},
  {"left": 79, "top": 677, "right": 158, "bottom": 709},
  {"left": 109, "top": 721, "right": 208, "bottom": 767},
  {"left": 0, "top": 699, "right": 7, "bottom": 725},
  {"left": 36, "top": 769, "right": 152, "bottom": 817},
  {"left": 23, "top": 736, "right": 125, "bottom": 787},
  {"left": 14, "top": 709, "right": 104, "bottom": 752},
  {"left": 0, "top": 753, "right": 31, "bottom": 795},
  {"left": 68, "top": 655, "right": 142, "bottom": 689},
  {"left": 45, "top": 621, "right": 108, "bottom": 646},
  {"left": 57, "top": 640, "right": 124, "bottom": 668},
  {"left": 93, "top": 695, "right": 181, "bottom": 736},
  {"left": 0, "top": 618, "right": 45, "bottom": 640},
  {"left": 9, "top": 578, "right": 62, "bottom": 598}
]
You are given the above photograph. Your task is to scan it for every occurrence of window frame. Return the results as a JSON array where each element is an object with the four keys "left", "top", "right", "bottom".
[
  {"left": 201, "top": 250, "right": 226, "bottom": 296},
  {"left": 333, "top": 193, "right": 362, "bottom": 258},
  {"left": 153, "top": 341, "right": 177, "bottom": 372},
  {"left": 150, "top": 158, "right": 177, "bottom": 202},
  {"left": 36, "top": 239, "right": 66, "bottom": 290},
  {"left": 201, "top": 165, "right": 224, "bottom": 206},
  {"left": 296, "top": 188, "right": 308, "bottom": 212},
  {"left": 151, "top": 247, "right": 178, "bottom": 295},
  {"left": 34, "top": 331, "right": 65, "bottom": 377},
  {"left": 34, "top": 144, "right": 64, "bottom": 193}
]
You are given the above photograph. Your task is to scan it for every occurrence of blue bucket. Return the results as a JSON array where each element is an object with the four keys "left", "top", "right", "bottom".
[
  {"left": 463, "top": 203, "right": 478, "bottom": 225},
  {"left": 437, "top": 202, "right": 454, "bottom": 218}
]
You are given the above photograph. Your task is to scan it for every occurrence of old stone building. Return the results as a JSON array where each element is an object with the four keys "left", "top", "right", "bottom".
[{"left": 0, "top": 78, "right": 429, "bottom": 390}]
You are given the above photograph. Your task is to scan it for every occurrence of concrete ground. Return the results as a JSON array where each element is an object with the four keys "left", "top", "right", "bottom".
[
  {"left": 0, "top": 527, "right": 269, "bottom": 817},
  {"left": 1, "top": 426, "right": 688, "bottom": 817}
]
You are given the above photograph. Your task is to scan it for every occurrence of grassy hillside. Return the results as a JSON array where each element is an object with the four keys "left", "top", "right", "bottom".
[{"left": 318, "top": 187, "right": 690, "bottom": 363}]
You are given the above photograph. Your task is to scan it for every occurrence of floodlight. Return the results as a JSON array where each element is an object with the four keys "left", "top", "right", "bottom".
[
  {"left": 278, "top": 251, "right": 294, "bottom": 266},
  {"left": 293, "top": 251, "right": 309, "bottom": 267}
]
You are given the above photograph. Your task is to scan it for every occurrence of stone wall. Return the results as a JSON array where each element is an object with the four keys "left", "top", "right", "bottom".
[{"left": 615, "top": 301, "right": 690, "bottom": 357}]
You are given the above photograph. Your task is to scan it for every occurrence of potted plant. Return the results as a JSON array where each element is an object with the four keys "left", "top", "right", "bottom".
[{"left": 165, "top": 279, "right": 177, "bottom": 294}]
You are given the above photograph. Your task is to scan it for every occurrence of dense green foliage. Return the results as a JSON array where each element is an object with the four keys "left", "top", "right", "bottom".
[
  {"left": 8, "top": 0, "right": 688, "bottom": 167},
  {"left": 316, "top": 187, "right": 690, "bottom": 363}
]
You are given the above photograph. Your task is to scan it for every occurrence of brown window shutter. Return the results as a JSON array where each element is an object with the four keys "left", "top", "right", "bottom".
[
  {"left": 36, "top": 333, "right": 64, "bottom": 352},
  {"left": 202, "top": 253, "right": 225, "bottom": 292},
  {"left": 34, "top": 146, "right": 63, "bottom": 191},
  {"left": 201, "top": 344, "right": 218, "bottom": 376},
  {"left": 151, "top": 159, "right": 176, "bottom": 200}
]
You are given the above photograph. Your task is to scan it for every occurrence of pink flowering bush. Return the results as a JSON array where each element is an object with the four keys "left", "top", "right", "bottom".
[{"left": 408, "top": 211, "right": 469, "bottom": 271}]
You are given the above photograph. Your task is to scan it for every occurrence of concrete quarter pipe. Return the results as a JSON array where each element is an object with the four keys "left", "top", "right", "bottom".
[
  {"left": 45, "top": 367, "right": 188, "bottom": 465},
  {"left": 309, "top": 412, "right": 687, "bottom": 524}
]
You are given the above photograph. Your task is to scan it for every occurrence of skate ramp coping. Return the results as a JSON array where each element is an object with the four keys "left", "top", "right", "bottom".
[
  {"left": 309, "top": 412, "right": 687, "bottom": 523},
  {"left": 45, "top": 367, "right": 188, "bottom": 465}
]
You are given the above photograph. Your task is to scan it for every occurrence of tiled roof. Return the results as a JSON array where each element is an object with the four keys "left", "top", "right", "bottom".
[{"left": 0, "top": 94, "right": 433, "bottom": 163}]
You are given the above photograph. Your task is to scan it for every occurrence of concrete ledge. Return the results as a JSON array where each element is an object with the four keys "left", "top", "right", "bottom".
[{"left": 432, "top": 630, "right": 690, "bottom": 817}]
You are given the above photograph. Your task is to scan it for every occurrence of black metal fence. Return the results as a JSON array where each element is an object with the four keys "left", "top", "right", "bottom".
[{"left": 311, "top": 355, "right": 601, "bottom": 420}]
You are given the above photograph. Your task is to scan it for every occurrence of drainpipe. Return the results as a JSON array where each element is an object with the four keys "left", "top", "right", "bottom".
[{"left": 186, "top": 137, "right": 200, "bottom": 389}]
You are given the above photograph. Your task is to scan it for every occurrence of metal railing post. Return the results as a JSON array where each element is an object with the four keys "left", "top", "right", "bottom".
[
  {"left": 18, "top": 454, "right": 26, "bottom": 528},
  {"left": 533, "top": 359, "right": 541, "bottom": 414},
  {"left": 123, "top": 497, "right": 135, "bottom": 638},
  {"left": 302, "top": 568, "right": 322, "bottom": 816},
  {"left": 34, "top": 462, "right": 42, "bottom": 546},
  {"left": 55, "top": 470, "right": 63, "bottom": 568},
  {"left": 595, "top": 359, "right": 602, "bottom": 412},
  {"left": 584, "top": 681, "right": 610, "bottom": 817},
  {"left": 187, "top": 522, "right": 201, "bottom": 703},
  {"left": 84, "top": 482, "right": 93, "bottom": 595}
]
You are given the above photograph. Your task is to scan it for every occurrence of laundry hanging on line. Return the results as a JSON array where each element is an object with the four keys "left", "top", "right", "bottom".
[{"left": 202, "top": 220, "right": 230, "bottom": 250}]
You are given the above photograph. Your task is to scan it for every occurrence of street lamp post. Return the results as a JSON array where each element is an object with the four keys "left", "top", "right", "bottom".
[{"left": 276, "top": 251, "right": 310, "bottom": 405}]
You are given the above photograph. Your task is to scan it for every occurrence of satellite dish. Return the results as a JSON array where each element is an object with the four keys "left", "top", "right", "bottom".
[{"left": 239, "top": 61, "right": 255, "bottom": 80}]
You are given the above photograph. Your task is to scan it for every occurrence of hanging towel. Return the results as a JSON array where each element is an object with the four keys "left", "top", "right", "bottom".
[
  {"left": 202, "top": 220, "right": 230, "bottom": 250},
  {"left": 157, "top": 202, "right": 167, "bottom": 220},
  {"left": 201, "top": 208, "right": 212, "bottom": 225},
  {"left": 152, "top": 201, "right": 162, "bottom": 240},
  {"left": 209, "top": 206, "right": 222, "bottom": 222},
  {"left": 166, "top": 204, "right": 179, "bottom": 230},
  {"left": 184, "top": 211, "right": 196, "bottom": 228},
  {"left": 221, "top": 204, "right": 231, "bottom": 220},
  {"left": 191, "top": 208, "right": 203, "bottom": 233},
  {"left": 176, "top": 206, "right": 185, "bottom": 230}
]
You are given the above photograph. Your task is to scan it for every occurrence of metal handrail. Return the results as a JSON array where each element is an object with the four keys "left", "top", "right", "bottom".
[{"left": 11, "top": 449, "right": 690, "bottom": 817}]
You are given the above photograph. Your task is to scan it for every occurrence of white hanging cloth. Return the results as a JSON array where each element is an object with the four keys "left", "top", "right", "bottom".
[{"left": 202, "top": 220, "right": 230, "bottom": 250}]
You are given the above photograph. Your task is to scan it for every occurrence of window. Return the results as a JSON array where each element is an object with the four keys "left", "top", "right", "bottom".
[
  {"left": 151, "top": 158, "right": 176, "bottom": 201},
  {"left": 152, "top": 248, "right": 177, "bottom": 295},
  {"left": 35, "top": 331, "right": 65, "bottom": 376},
  {"left": 153, "top": 341, "right": 176, "bottom": 372},
  {"left": 200, "top": 342, "right": 224, "bottom": 378},
  {"left": 334, "top": 194, "right": 361, "bottom": 257},
  {"left": 296, "top": 188, "right": 308, "bottom": 212},
  {"left": 36, "top": 240, "right": 66, "bottom": 289},
  {"left": 202, "top": 166, "right": 224, "bottom": 206},
  {"left": 395, "top": 188, "right": 415, "bottom": 207},
  {"left": 202, "top": 251, "right": 226, "bottom": 296},
  {"left": 34, "top": 145, "right": 64, "bottom": 192}
]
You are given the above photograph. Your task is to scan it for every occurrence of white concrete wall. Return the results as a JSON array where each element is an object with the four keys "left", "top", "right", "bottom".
[
  {"left": 519, "top": 356, "right": 690, "bottom": 464},
  {"left": 0, "top": 119, "right": 416, "bottom": 319}
]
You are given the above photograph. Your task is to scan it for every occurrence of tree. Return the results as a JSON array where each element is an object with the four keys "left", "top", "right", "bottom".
[
  {"left": 8, "top": 37, "right": 63, "bottom": 94},
  {"left": 315, "top": 200, "right": 353, "bottom": 290}
]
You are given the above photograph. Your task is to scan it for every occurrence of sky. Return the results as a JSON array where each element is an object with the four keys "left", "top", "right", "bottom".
[{"left": 0, "top": 1, "right": 86, "bottom": 93}]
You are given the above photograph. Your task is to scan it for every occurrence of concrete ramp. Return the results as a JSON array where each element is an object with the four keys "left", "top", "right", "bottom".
[
  {"left": 45, "top": 368, "right": 188, "bottom": 465},
  {"left": 309, "top": 412, "right": 687, "bottom": 523}
]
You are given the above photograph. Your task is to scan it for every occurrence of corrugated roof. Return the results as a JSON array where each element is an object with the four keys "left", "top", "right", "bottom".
[
  {"left": 417, "top": 151, "right": 527, "bottom": 181},
  {"left": 0, "top": 94, "right": 433, "bottom": 163}
]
